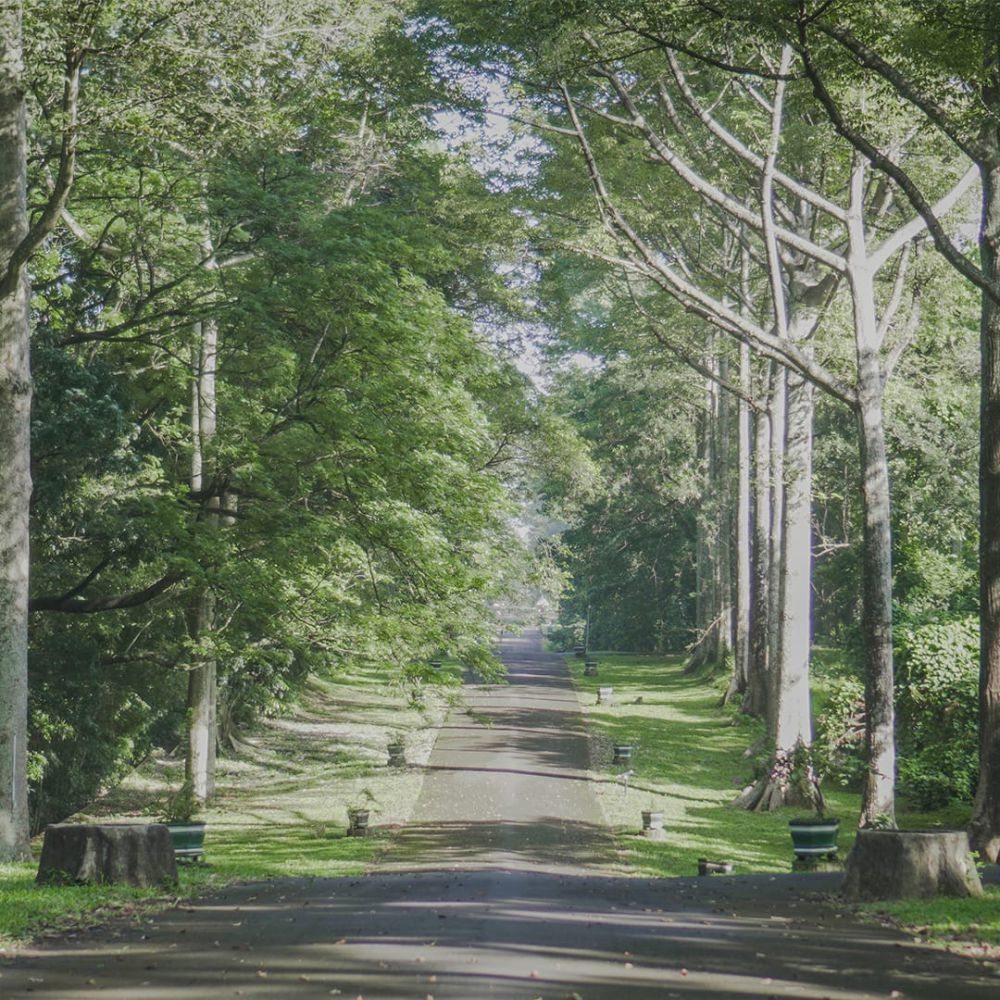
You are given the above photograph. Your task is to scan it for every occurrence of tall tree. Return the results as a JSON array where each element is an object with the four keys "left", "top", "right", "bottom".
[
  {"left": 1, "top": 0, "right": 91, "bottom": 860},
  {"left": 633, "top": 0, "right": 1000, "bottom": 861}
]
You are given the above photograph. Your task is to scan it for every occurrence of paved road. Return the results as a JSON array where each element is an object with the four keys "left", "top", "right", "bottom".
[
  {"left": 377, "top": 629, "right": 616, "bottom": 874},
  {"left": 2, "top": 631, "right": 998, "bottom": 998}
]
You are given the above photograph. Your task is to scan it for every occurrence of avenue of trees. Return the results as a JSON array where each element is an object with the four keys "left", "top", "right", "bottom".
[
  {"left": 0, "top": 0, "right": 579, "bottom": 859},
  {"left": 2, "top": 0, "right": 1000, "bottom": 869},
  {"left": 426, "top": 0, "right": 1000, "bottom": 855}
]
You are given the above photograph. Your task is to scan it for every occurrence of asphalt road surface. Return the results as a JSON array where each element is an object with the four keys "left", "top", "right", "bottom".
[{"left": 2, "top": 631, "right": 998, "bottom": 998}]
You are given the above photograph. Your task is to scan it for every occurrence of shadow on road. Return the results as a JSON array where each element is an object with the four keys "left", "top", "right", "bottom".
[{"left": 4, "top": 869, "right": 997, "bottom": 999}]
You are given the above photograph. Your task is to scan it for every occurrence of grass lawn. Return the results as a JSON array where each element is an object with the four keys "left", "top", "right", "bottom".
[
  {"left": 860, "top": 889, "right": 1000, "bottom": 953},
  {"left": 567, "top": 650, "right": 996, "bottom": 947},
  {"left": 568, "top": 650, "right": 856, "bottom": 876},
  {"left": 0, "top": 664, "right": 458, "bottom": 949}
]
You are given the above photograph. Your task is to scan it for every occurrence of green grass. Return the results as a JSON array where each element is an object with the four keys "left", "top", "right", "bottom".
[
  {"left": 568, "top": 651, "right": 975, "bottom": 878},
  {"left": 568, "top": 650, "right": 1000, "bottom": 948},
  {"left": 860, "top": 888, "right": 1000, "bottom": 947},
  {"left": 0, "top": 664, "right": 455, "bottom": 948},
  {"left": 569, "top": 651, "right": 847, "bottom": 875}
]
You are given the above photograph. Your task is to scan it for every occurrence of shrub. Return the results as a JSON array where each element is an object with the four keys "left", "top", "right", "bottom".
[
  {"left": 814, "top": 616, "right": 979, "bottom": 808},
  {"left": 814, "top": 676, "right": 866, "bottom": 787},
  {"left": 895, "top": 615, "right": 978, "bottom": 809}
]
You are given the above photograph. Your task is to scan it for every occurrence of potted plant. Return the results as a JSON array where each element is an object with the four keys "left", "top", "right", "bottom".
[
  {"left": 386, "top": 736, "right": 406, "bottom": 767},
  {"left": 347, "top": 788, "right": 377, "bottom": 837},
  {"left": 784, "top": 746, "right": 839, "bottom": 859},
  {"left": 641, "top": 805, "right": 664, "bottom": 832},
  {"left": 160, "top": 781, "right": 206, "bottom": 862},
  {"left": 788, "top": 813, "right": 841, "bottom": 859}
]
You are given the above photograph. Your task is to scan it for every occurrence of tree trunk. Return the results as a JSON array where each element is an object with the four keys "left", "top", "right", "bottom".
[
  {"left": 734, "top": 319, "right": 818, "bottom": 813},
  {"left": 716, "top": 350, "right": 735, "bottom": 665},
  {"left": 846, "top": 160, "right": 897, "bottom": 829},
  {"left": 855, "top": 357, "right": 896, "bottom": 827},
  {"left": 688, "top": 349, "right": 724, "bottom": 671},
  {"left": 186, "top": 316, "right": 219, "bottom": 801},
  {"left": 971, "top": 149, "right": 1000, "bottom": 861},
  {"left": 774, "top": 369, "right": 815, "bottom": 753},
  {"left": 0, "top": 2, "right": 32, "bottom": 861},
  {"left": 766, "top": 363, "right": 786, "bottom": 695},
  {"left": 743, "top": 366, "right": 771, "bottom": 718},
  {"left": 726, "top": 343, "right": 752, "bottom": 703}
]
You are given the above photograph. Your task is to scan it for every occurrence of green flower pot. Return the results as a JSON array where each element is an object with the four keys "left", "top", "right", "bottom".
[
  {"left": 788, "top": 817, "right": 840, "bottom": 858},
  {"left": 166, "top": 821, "right": 206, "bottom": 861}
]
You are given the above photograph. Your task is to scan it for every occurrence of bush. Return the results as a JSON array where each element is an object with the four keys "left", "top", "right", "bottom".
[
  {"left": 895, "top": 615, "right": 978, "bottom": 809},
  {"left": 28, "top": 629, "right": 187, "bottom": 832},
  {"left": 814, "top": 676, "right": 866, "bottom": 787},
  {"left": 814, "top": 617, "right": 979, "bottom": 808}
]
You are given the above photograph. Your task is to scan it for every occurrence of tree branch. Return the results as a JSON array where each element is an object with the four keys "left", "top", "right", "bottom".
[
  {"left": 0, "top": 47, "right": 84, "bottom": 299},
  {"left": 30, "top": 571, "right": 186, "bottom": 614},
  {"left": 796, "top": 19, "right": 1000, "bottom": 304},
  {"left": 576, "top": 46, "right": 847, "bottom": 273},
  {"left": 556, "top": 80, "right": 854, "bottom": 405},
  {"left": 809, "top": 15, "right": 992, "bottom": 165},
  {"left": 663, "top": 45, "right": 847, "bottom": 223}
]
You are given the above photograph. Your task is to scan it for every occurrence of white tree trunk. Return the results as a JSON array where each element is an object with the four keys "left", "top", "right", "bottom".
[
  {"left": 0, "top": 1, "right": 32, "bottom": 860},
  {"left": 845, "top": 162, "right": 897, "bottom": 825},
  {"left": 689, "top": 354, "right": 720, "bottom": 669},
  {"left": 717, "top": 350, "right": 735, "bottom": 663},
  {"left": 735, "top": 313, "right": 819, "bottom": 812},
  {"left": 766, "top": 363, "right": 786, "bottom": 708},
  {"left": 743, "top": 362, "right": 771, "bottom": 718},
  {"left": 728, "top": 341, "right": 752, "bottom": 701},
  {"left": 775, "top": 366, "right": 814, "bottom": 752},
  {"left": 186, "top": 316, "right": 219, "bottom": 801}
]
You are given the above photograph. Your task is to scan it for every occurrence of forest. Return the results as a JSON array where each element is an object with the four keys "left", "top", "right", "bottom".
[{"left": 1, "top": 0, "right": 999, "bottom": 873}]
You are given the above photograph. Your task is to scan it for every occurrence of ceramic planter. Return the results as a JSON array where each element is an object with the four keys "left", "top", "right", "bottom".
[
  {"left": 698, "top": 858, "right": 733, "bottom": 876},
  {"left": 788, "top": 817, "right": 841, "bottom": 858},
  {"left": 386, "top": 741, "right": 406, "bottom": 767},
  {"left": 347, "top": 809, "right": 371, "bottom": 837},
  {"left": 166, "top": 821, "right": 206, "bottom": 862},
  {"left": 641, "top": 810, "right": 664, "bottom": 831}
]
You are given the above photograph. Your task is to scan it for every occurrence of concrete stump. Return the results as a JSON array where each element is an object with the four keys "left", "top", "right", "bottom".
[
  {"left": 37, "top": 823, "right": 178, "bottom": 887},
  {"left": 842, "top": 829, "right": 982, "bottom": 900}
]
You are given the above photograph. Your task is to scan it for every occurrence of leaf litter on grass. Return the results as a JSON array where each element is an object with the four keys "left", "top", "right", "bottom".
[{"left": 1, "top": 664, "right": 459, "bottom": 946}]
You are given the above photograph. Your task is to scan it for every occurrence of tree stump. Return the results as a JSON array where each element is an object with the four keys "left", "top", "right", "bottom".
[
  {"left": 36, "top": 824, "right": 178, "bottom": 887},
  {"left": 842, "top": 829, "right": 982, "bottom": 900}
]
